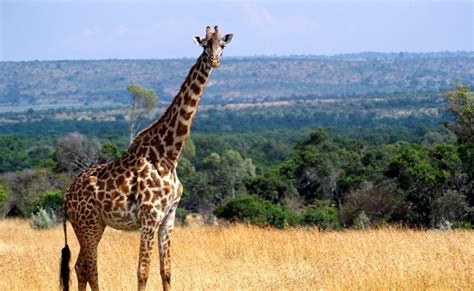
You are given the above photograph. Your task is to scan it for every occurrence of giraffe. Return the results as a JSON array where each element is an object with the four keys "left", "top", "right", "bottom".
[{"left": 59, "top": 25, "right": 233, "bottom": 291}]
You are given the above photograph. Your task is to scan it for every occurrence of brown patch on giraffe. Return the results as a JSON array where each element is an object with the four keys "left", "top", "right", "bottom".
[
  {"left": 144, "top": 190, "right": 151, "bottom": 202},
  {"left": 140, "top": 165, "right": 150, "bottom": 179},
  {"left": 157, "top": 144, "right": 165, "bottom": 155},
  {"left": 163, "top": 181, "right": 172, "bottom": 194},
  {"left": 166, "top": 150, "right": 177, "bottom": 160},
  {"left": 137, "top": 158, "right": 146, "bottom": 169},
  {"left": 180, "top": 108, "right": 193, "bottom": 120},
  {"left": 141, "top": 203, "right": 153, "bottom": 212},
  {"left": 158, "top": 125, "right": 167, "bottom": 136},
  {"left": 190, "top": 83, "right": 201, "bottom": 95},
  {"left": 96, "top": 180, "right": 105, "bottom": 189},
  {"left": 184, "top": 96, "right": 198, "bottom": 107},
  {"left": 145, "top": 178, "right": 153, "bottom": 188},
  {"left": 169, "top": 112, "right": 178, "bottom": 128},
  {"left": 197, "top": 74, "right": 205, "bottom": 85},
  {"left": 200, "top": 63, "right": 209, "bottom": 75},
  {"left": 139, "top": 180, "right": 145, "bottom": 192},
  {"left": 183, "top": 93, "right": 192, "bottom": 104},
  {"left": 115, "top": 175, "right": 126, "bottom": 188},
  {"left": 106, "top": 178, "right": 115, "bottom": 191},
  {"left": 176, "top": 121, "right": 189, "bottom": 136},
  {"left": 175, "top": 141, "right": 183, "bottom": 152},
  {"left": 142, "top": 135, "right": 151, "bottom": 145},
  {"left": 127, "top": 192, "right": 137, "bottom": 205},
  {"left": 161, "top": 197, "right": 168, "bottom": 208},
  {"left": 150, "top": 172, "right": 161, "bottom": 187},
  {"left": 164, "top": 130, "right": 174, "bottom": 146},
  {"left": 103, "top": 200, "right": 113, "bottom": 212}
]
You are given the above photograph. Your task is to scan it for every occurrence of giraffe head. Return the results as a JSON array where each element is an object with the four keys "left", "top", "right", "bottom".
[{"left": 192, "top": 25, "right": 233, "bottom": 68}]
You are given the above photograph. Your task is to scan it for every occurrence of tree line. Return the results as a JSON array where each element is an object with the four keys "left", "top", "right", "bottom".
[{"left": 0, "top": 84, "right": 472, "bottom": 229}]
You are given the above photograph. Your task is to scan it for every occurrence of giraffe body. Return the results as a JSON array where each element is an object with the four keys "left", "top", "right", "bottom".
[{"left": 59, "top": 26, "right": 233, "bottom": 291}]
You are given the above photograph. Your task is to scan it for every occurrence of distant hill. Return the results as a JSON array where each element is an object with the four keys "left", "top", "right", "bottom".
[{"left": 0, "top": 52, "right": 473, "bottom": 108}]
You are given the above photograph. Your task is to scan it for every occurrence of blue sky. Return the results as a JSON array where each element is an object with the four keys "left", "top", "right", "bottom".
[{"left": 1, "top": 0, "right": 472, "bottom": 61}]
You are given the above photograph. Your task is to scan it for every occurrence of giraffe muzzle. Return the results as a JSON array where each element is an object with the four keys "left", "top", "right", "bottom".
[{"left": 210, "top": 60, "right": 220, "bottom": 68}]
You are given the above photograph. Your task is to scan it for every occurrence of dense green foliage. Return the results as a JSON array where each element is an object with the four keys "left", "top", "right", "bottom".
[
  {"left": 0, "top": 85, "right": 472, "bottom": 230},
  {"left": 213, "top": 196, "right": 298, "bottom": 229}
]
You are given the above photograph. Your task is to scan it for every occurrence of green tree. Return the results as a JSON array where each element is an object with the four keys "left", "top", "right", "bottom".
[
  {"left": 202, "top": 150, "right": 256, "bottom": 203},
  {"left": 386, "top": 144, "right": 466, "bottom": 226},
  {"left": 246, "top": 169, "right": 297, "bottom": 204},
  {"left": 446, "top": 84, "right": 474, "bottom": 143},
  {"left": 127, "top": 83, "right": 158, "bottom": 144}
]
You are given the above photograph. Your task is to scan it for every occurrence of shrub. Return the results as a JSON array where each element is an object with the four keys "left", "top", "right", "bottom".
[
  {"left": 36, "top": 190, "right": 64, "bottom": 211},
  {"left": 354, "top": 211, "right": 371, "bottom": 229},
  {"left": 342, "top": 183, "right": 400, "bottom": 226},
  {"left": 0, "top": 183, "right": 9, "bottom": 208},
  {"left": 31, "top": 207, "right": 59, "bottom": 229},
  {"left": 175, "top": 207, "right": 190, "bottom": 226},
  {"left": 302, "top": 201, "right": 340, "bottom": 229},
  {"left": 213, "top": 195, "right": 298, "bottom": 229}
]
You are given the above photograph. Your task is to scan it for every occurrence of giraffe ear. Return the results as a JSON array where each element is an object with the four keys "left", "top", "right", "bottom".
[
  {"left": 192, "top": 36, "right": 204, "bottom": 46},
  {"left": 222, "top": 34, "right": 233, "bottom": 44}
]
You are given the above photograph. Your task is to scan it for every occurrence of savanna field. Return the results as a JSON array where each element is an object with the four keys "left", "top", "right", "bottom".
[{"left": 0, "top": 219, "right": 472, "bottom": 290}]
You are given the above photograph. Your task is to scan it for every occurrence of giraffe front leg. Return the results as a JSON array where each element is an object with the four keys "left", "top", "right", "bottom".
[
  {"left": 137, "top": 224, "right": 159, "bottom": 291},
  {"left": 158, "top": 206, "right": 177, "bottom": 291}
]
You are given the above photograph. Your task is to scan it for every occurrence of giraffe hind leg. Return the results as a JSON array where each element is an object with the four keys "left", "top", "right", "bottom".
[{"left": 71, "top": 216, "right": 106, "bottom": 291}]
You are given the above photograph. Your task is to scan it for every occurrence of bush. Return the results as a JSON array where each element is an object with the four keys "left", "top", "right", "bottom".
[
  {"left": 302, "top": 201, "right": 340, "bottom": 229},
  {"left": 175, "top": 207, "right": 190, "bottom": 226},
  {"left": 0, "top": 183, "right": 9, "bottom": 209},
  {"left": 342, "top": 183, "right": 400, "bottom": 226},
  {"left": 354, "top": 211, "right": 371, "bottom": 229},
  {"left": 213, "top": 195, "right": 299, "bottom": 229},
  {"left": 31, "top": 207, "right": 59, "bottom": 229},
  {"left": 36, "top": 190, "right": 63, "bottom": 211}
]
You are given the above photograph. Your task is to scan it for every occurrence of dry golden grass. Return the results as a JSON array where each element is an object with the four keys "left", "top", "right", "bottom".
[{"left": 0, "top": 219, "right": 473, "bottom": 290}]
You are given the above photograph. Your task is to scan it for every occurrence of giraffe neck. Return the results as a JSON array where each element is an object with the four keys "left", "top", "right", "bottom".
[{"left": 130, "top": 54, "right": 212, "bottom": 168}]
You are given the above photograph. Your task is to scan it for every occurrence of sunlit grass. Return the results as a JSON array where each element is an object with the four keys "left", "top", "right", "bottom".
[{"left": 0, "top": 219, "right": 472, "bottom": 290}]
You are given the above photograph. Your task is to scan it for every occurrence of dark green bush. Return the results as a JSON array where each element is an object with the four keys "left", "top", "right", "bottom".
[
  {"left": 36, "top": 190, "right": 63, "bottom": 211},
  {"left": 302, "top": 201, "right": 340, "bottom": 229},
  {"left": 0, "top": 183, "right": 9, "bottom": 209},
  {"left": 213, "top": 195, "right": 299, "bottom": 229}
]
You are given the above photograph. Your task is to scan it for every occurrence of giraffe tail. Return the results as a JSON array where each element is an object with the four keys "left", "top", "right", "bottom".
[{"left": 60, "top": 201, "right": 71, "bottom": 291}]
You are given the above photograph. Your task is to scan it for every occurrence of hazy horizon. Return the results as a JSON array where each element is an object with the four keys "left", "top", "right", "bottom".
[
  {"left": 1, "top": 0, "right": 472, "bottom": 62},
  {"left": 1, "top": 51, "right": 473, "bottom": 63}
]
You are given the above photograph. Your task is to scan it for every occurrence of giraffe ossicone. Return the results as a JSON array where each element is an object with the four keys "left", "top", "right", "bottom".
[{"left": 59, "top": 25, "right": 233, "bottom": 291}]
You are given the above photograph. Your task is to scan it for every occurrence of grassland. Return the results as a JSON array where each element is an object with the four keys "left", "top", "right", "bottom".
[{"left": 0, "top": 219, "right": 472, "bottom": 290}]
